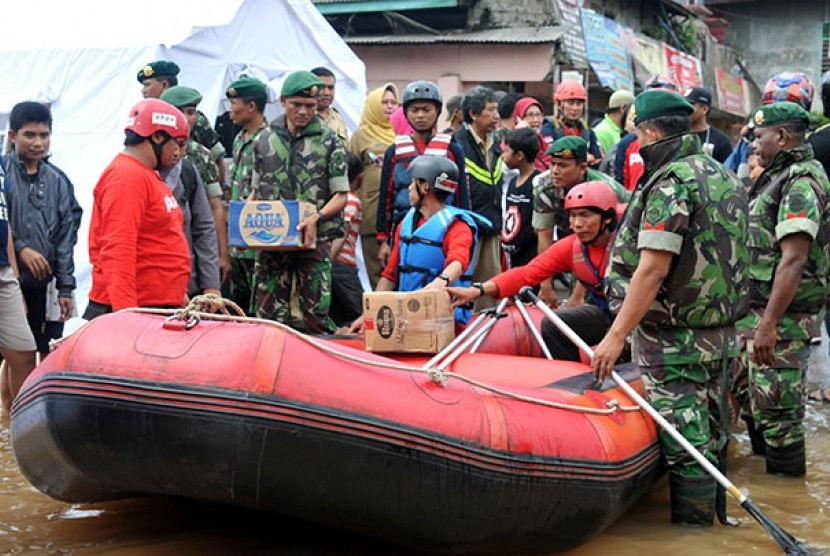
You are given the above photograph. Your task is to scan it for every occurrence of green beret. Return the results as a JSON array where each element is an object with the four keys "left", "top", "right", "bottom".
[
  {"left": 633, "top": 90, "right": 694, "bottom": 125},
  {"left": 160, "top": 86, "right": 202, "bottom": 108},
  {"left": 280, "top": 71, "right": 324, "bottom": 98},
  {"left": 137, "top": 60, "right": 180, "bottom": 83},
  {"left": 545, "top": 136, "right": 588, "bottom": 162},
  {"left": 226, "top": 77, "right": 267, "bottom": 99},
  {"left": 751, "top": 101, "right": 810, "bottom": 128}
]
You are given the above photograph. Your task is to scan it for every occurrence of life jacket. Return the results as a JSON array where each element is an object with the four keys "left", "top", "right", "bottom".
[
  {"left": 391, "top": 133, "right": 453, "bottom": 223},
  {"left": 545, "top": 116, "right": 592, "bottom": 144},
  {"left": 398, "top": 206, "right": 483, "bottom": 324},
  {"left": 571, "top": 234, "right": 613, "bottom": 314}
]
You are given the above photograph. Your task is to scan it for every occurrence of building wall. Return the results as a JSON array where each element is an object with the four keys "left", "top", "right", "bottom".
[
  {"left": 469, "top": 0, "right": 558, "bottom": 27},
  {"left": 352, "top": 43, "right": 556, "bottom": 101},
  {"left": 723, "top": 0, "right": 830, "bottom": 89}
]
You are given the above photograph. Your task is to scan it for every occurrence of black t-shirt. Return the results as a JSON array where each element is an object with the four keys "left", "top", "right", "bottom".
[
  {"left": 808, "top": 126, "right": 830, "bottom": 178},
  {"left": 697, "top": 126, "right": 733, "bottom": 163},
  {"left": 501, "top": 169, "right": 540, "bottom": 268}
]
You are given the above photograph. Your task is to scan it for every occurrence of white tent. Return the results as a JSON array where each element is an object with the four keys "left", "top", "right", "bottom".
[{"left": 0, "top": 0, "right": 366, "bottom": 319}]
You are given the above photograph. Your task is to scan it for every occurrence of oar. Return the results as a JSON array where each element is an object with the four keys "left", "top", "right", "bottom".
[
  {"left": 512, "top": 295, "right": 552, "bottom": 360},
  {"left": 518, "top": 286, "right": 813, "bottom": 556},
  {"left": 469, "top": 298, "right": 510, "bottom": 353},
  {"left": 427, "top": 298, "right": 510, "bottom": 372}
]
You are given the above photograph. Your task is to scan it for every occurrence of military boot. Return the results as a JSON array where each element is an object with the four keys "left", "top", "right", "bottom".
[
  {"left": 743, "top": 416, "right": 765, "bottom": 456},
  {"left": 765, "top": 440, "right": 805, "bottom": 477},
  {"left": 669, "top": 475, "right": 716, "bottom": 527}
]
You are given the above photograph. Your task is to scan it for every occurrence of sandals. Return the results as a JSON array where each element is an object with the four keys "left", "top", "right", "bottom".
[{"left": 807, "top": 388, "right": 830, "bottom": 403}]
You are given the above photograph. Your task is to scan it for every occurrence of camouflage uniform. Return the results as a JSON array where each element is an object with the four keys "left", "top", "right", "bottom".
[
  {"left": 251, "top": 114, "right": 348, "bottom": 333},
  {"left": 606, "top": 132, "right": 749, "bottom": 522},
  {"left": 191, "top": 111, "right": 227, "bottom": 165},
  {"left": 186, "top": 139, "right": 222, "bottom": 199},
  {"left": 736, "top": 143, "right": 830, "bottom": 469},
  {"left": 223, "top": 122, "right": 268, "bottom": 314},
  {"left": 532, "top": 167, "right": 629, "bottom": 234}
]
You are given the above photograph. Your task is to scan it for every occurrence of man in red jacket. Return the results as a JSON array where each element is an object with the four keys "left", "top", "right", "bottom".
[
  {"left": 83, "top": 99, "right": 192, "bottom": 319},
  {"left": 448, "top": 181, "right": 621, "bottom": 362}
]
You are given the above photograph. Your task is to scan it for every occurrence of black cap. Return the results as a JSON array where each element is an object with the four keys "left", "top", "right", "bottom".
[{"left": 683, "top": 86, "right": 712, "bottom": 107}]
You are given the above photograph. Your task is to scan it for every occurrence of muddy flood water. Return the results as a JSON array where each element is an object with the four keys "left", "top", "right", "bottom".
[{"left": 2, "top": 334, "right": 830, "bottom": 555}]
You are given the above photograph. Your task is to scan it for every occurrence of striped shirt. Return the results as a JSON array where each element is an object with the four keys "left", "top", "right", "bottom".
[{"left": 335, "top": 192, "right": 362, "bottom": 267}]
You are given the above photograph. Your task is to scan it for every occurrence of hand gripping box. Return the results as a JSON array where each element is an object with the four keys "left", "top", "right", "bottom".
[
  {"left": 228, "top": 200, "right": 316, "bottom": 250},
  {"left": 363, "top": 291, "right": 455, "bottom": 353}
]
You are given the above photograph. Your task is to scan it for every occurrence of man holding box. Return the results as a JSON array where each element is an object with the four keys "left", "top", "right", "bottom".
[{"left": 251, "top": 71, "right": 348, "bottom": 334}]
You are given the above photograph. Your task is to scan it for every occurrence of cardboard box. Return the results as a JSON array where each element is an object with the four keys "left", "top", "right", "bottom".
[
  {"left": 363, "top": 291, "right": 455, "bottom": 354},
  {"left": 228, "top": 200, "right": 317, "bottom": 250}
]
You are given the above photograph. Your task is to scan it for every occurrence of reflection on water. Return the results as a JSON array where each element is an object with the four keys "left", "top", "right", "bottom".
[{"left": 2, "top": 342, "right": 830, "bottom": 555}]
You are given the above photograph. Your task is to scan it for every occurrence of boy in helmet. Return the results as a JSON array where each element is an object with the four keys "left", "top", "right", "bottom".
[
  {"left": 350, "top": 155, "right": 489, "bottom": 332},
  {"left": 541, "top": 81, "right": 603, "bottom": 166},
  {"left": 449, "top": 181, "right": 622, "bottom": 362},
  {"left": 376, "top": 80, "right": 469, "bottom": 269},
  {"left": 83, "top": 99, "right": 191, "bottom": 319}
]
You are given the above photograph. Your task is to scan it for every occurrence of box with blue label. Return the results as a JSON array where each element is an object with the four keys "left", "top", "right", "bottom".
[{"left": 228, "top": 200, "right": 317, "bottom": 250}]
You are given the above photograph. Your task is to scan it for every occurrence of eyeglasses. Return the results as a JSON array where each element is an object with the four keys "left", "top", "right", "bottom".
[{"left": 524, "top": 111, "right": 544, "bottom": 118}]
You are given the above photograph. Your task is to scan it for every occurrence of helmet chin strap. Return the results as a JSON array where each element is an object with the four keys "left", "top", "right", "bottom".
[{"left": 150, "top": 133, "right": 172, "bottom": 171}]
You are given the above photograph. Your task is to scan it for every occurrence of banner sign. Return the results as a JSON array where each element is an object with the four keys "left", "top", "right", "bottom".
[
  {"left": 580, "top": 8, "right": 633, "bottom": 91},
  {"left": 556, "top": 0, "right": 588, "bottom": 67},
  {"left": 716, "top": 68, "right": 747, "bottom": 115},
  {"left": 664, "top": 45, "right": 702, "bottom": 91}
]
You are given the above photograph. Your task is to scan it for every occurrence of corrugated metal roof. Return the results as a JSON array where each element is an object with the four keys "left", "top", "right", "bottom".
[
  {"left": 345, "top": 25, "right": 565, "bottom": 45},
  {"left": 312, "top": 0, "right": 460, "bottom": 14}
]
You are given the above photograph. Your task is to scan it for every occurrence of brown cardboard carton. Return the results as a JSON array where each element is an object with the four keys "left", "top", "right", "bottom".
[
  {"left": 228, "top": 200, "right": 317, "bottom": 250},
  {"left": 363, "top": 291, "right": 455, "bottom": 353}
]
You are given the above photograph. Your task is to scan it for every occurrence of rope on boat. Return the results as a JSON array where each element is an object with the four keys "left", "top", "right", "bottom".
[{"left": 120, "top": 300, "right": 642, "bottom": 416}]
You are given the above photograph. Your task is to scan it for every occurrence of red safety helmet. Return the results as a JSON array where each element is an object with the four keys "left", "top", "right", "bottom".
[
  {"left": 762, "top": 72, "right": 814, "bottom": 110},
  {"left": 644, "top": 74, "right": 680, "bottom": 92},
  {"left": 125, "top": 99, "right": 190, "bottom": 140},
  {"left": 554, "top": 81, "right": 587, "bottom": 102},
  {"left": 564, "top": 181, "right": 617, "bottom": 213}
]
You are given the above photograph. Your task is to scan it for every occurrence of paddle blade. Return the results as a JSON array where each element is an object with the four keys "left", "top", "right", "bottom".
[{"left": 740, "top": 498, "right": 815, "bottom": 555}]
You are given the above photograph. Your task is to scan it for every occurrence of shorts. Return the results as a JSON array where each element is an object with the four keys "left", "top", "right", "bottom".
[{"left": 0, "top": 266, "right": 37, "bottom": 351}]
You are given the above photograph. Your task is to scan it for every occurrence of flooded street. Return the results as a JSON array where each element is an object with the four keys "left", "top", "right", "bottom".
[{"left": 2, "top": 337, "right": 829, "bottom": 555}]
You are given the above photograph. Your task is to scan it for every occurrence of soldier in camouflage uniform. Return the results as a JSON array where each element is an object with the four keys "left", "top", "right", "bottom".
[
  {"left": 532, "top": 136, "right": 629, "bottom": 306},
  {"left": 224, "top": 77, "right": 269, "bottom": 314},
  {"left": 592, "top": 90, "right": 749, "bottom": 526},
  {"left": 160, "top": 86, "right": 230, "bottom": 284},
  {"left": 137, "top": 60, "right": 227, "bottom": 189},
  {"left": 736, "top": 102, "right": 830, "bottom": 477},
  {"left": 251, "top": 71, "right": 348, "bottom": 334}
]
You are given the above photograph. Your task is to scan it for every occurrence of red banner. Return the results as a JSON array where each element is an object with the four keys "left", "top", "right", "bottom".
[
  {"left": 716, "top": 69, "right": 747, "bottom": 116},
  {"left": 663, "top": 45, "right": 701, "bottom": 91}
]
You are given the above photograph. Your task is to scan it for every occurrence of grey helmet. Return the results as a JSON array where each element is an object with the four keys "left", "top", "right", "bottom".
[
  {"left": 402, "top": 80, "right": 443, "bottom": 113},
  {"left": 408, "top": 155, "right": 458, "bottom": 194}
]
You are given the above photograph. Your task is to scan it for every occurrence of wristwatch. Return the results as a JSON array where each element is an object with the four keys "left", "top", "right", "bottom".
[
  {"left": 472, "top": 282, "right": 486, "bottom": 298},
  {"left": 316, "top": 209, "right": 326, "bottom": 221},
  {"left": 437, "top": 273, "right": 451, "bottom": 283}
]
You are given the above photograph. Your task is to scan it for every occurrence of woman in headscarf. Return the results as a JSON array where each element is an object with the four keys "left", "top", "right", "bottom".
[
  {"left": 349, "top": 83, "right": 400, "bottom": 288},
  {"left": 511, "top": 96, "right": 550, "bottom": 172}
]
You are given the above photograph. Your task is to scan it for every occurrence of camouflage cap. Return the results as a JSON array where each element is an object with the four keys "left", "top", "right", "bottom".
[
  {"left": 751, "top": 101, "right": 810, "bottom": 128},
  {"left": 159, "top": 86, "right": 202, "bottom": 108},
  {"left": 545, "top": 136, "right": 588, "bottom": 162},
  {"left": 226, "top": 77, "right": 267, "bottom": 99},
  {"left": 137, "top": 60, "right": 180, "bottom": 83},
  {"left": 281, "top": 71, "right": 324, "bottom": 98},
  {"left": 633, "top": 90, "right": 694, "bottom": 125}
]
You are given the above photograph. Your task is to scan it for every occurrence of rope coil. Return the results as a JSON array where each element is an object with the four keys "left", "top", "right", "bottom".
[{"left": 119, "top": 302, "right": 642, "bottom": 416}]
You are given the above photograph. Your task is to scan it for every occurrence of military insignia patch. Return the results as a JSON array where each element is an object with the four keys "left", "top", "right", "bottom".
[
  {"left": 310, "top": 85, "right": 318, "bottom": 96},
  {"left": 754, "top": 110, "right": 764, "bottom": 126},
  {"left": 142, "top": 65, "right": 154, "bottom": 78},
  {"left": 227, "top": 87, "right": 236, "bottom": 97}
]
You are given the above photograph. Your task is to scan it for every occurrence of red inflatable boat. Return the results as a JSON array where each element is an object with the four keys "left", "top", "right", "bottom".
[{"left": 12, "top": 307, "right": 660, "bottom": 553}]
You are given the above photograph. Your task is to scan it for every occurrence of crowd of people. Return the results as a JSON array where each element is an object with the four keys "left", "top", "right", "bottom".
[{"left": 1, "top": 57, "right": 830, "bottom": 533}]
